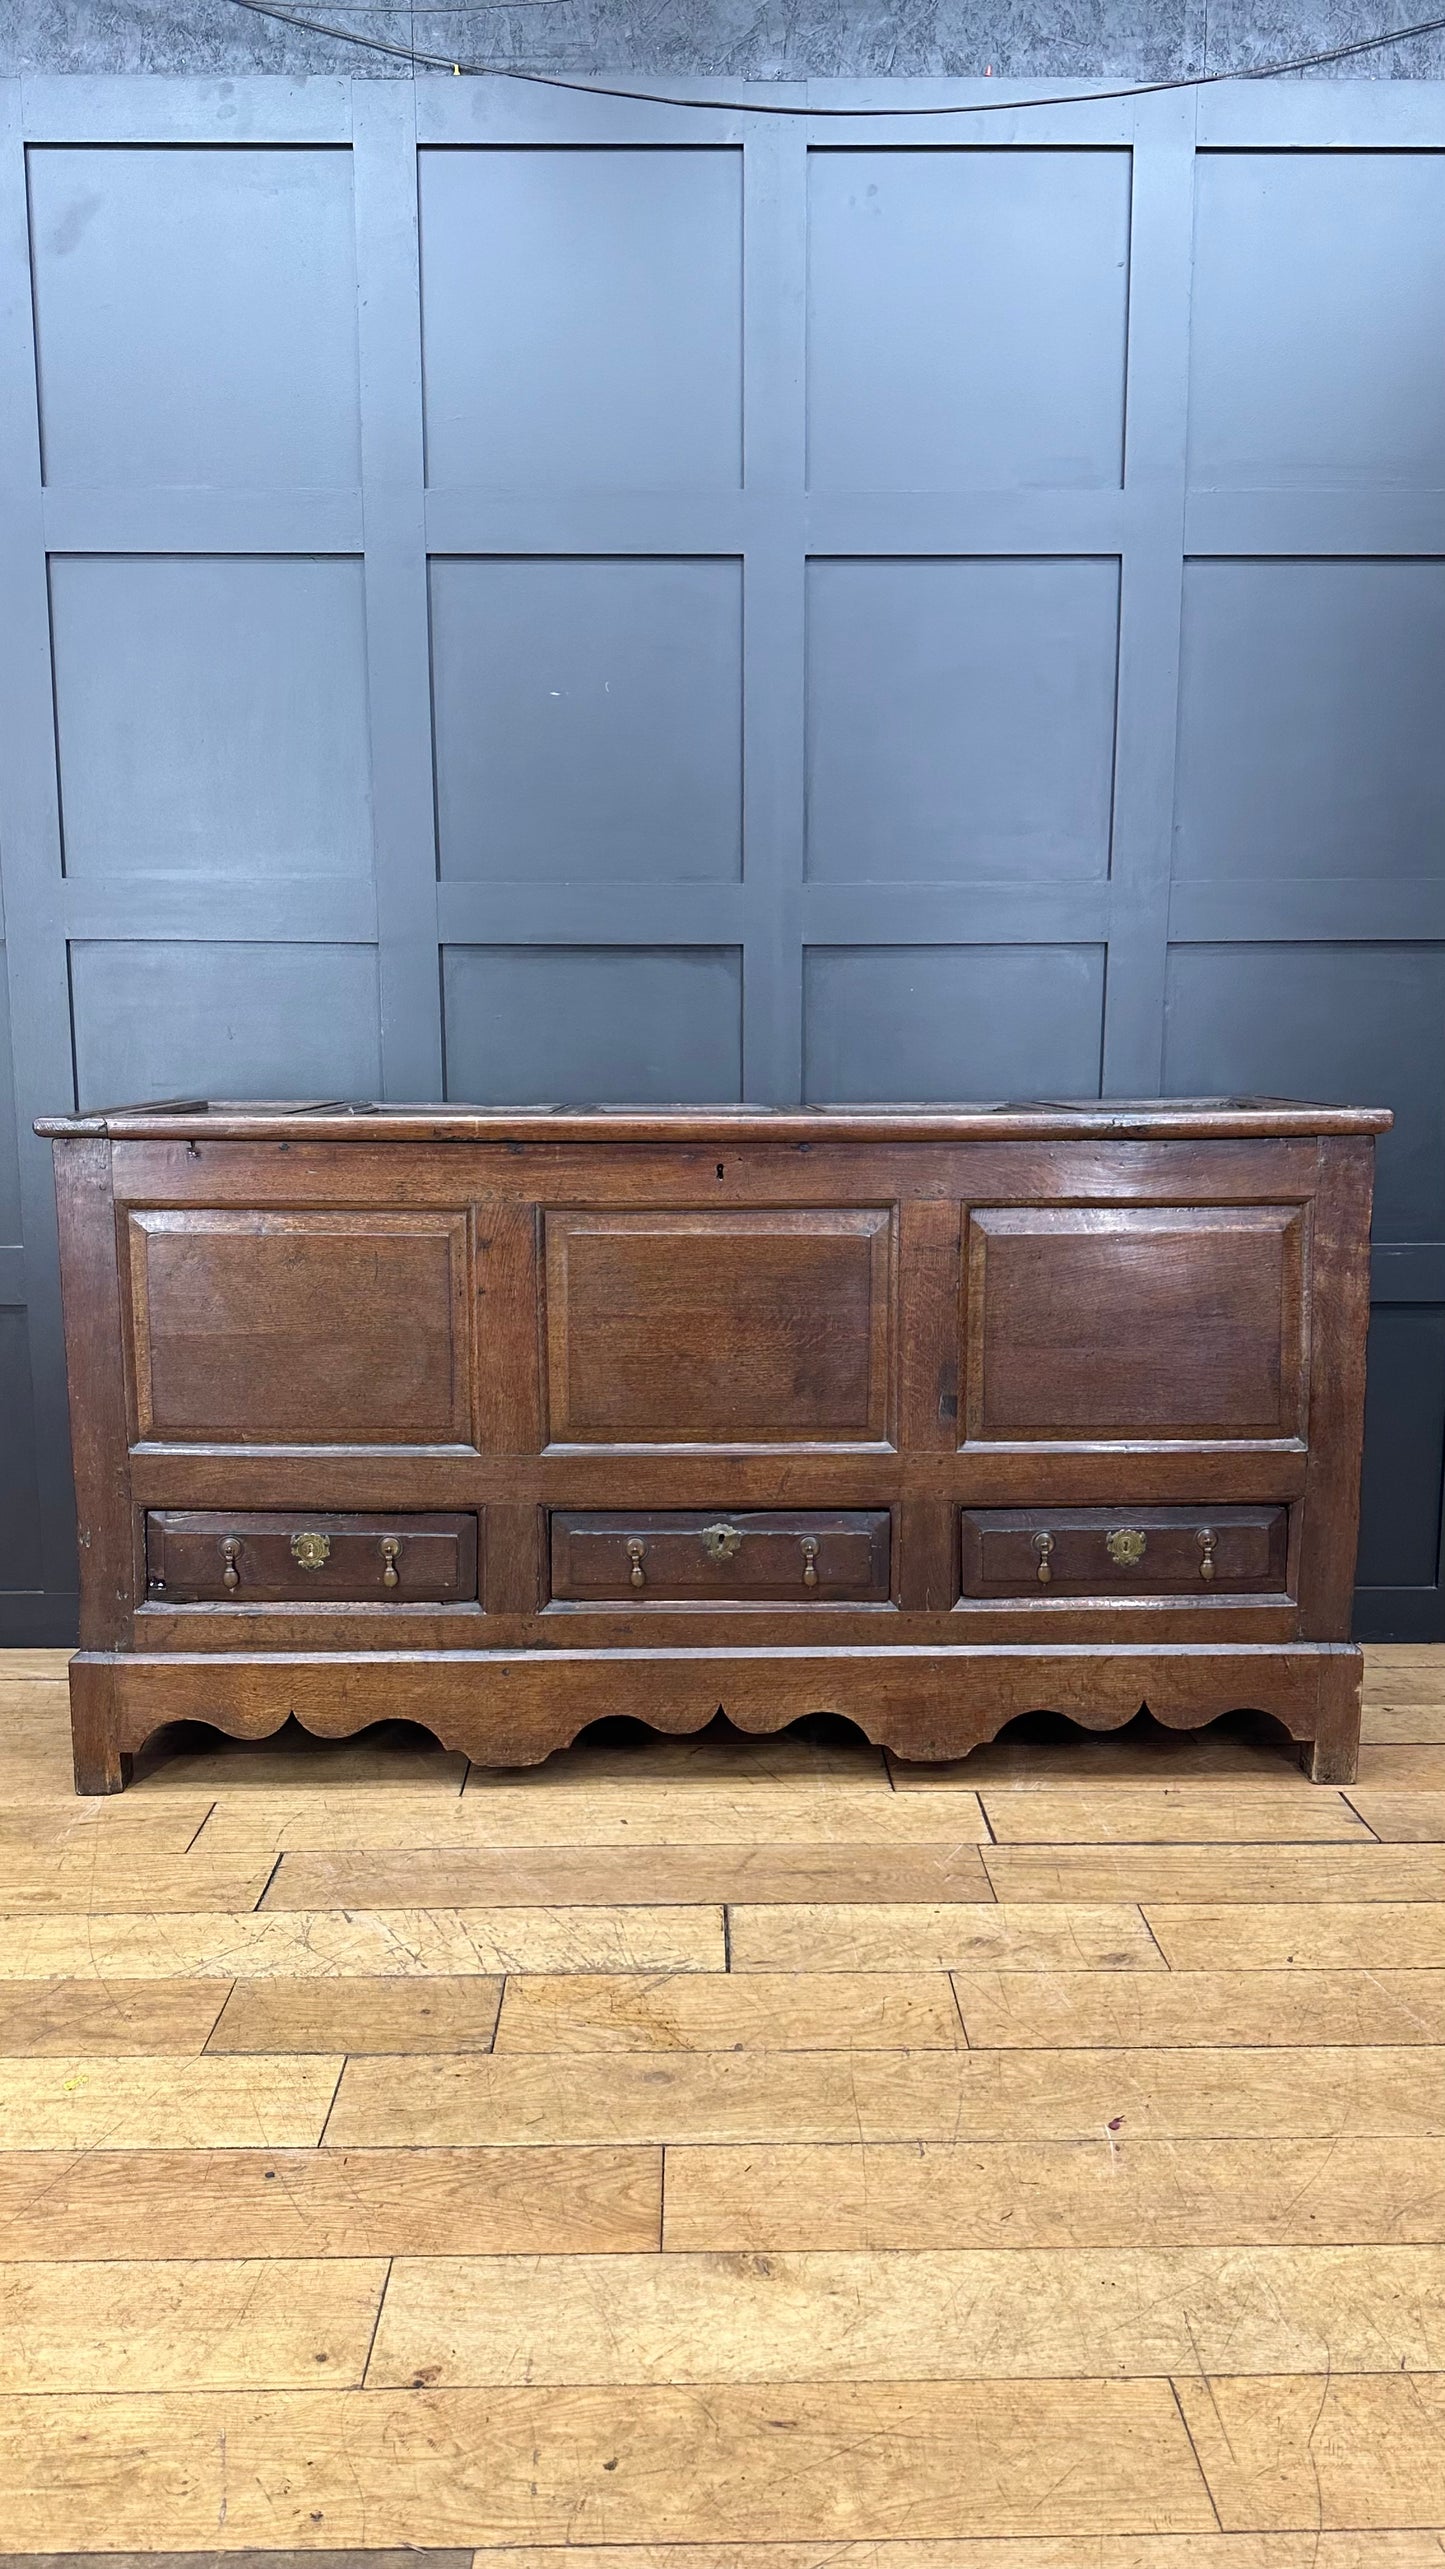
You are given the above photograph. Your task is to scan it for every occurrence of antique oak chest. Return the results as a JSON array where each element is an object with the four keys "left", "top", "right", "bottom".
[{"left": 38, "top": 1098, "right": 1388, "bottom": 1793}]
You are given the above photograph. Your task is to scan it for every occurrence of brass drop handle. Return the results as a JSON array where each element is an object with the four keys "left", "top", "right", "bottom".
[
  {"left": 1033, "top": 1530, "right": 1053, "bottom": 1585},
  {"left": 381, "top": 1537, "right": 401, "bottom": 1590},
  {"left": 627, "top": 1539, "right": 646, "bottom": 1589},
  {"left": 1198, "top": 1527, "right": 1217, "bottom": 1583},
  {"left": 801, "top": 1536, "right": 819, "bottom": 1588},
  {"left": 221, "top": 1536, "right": 240, "bottom": 1592}
]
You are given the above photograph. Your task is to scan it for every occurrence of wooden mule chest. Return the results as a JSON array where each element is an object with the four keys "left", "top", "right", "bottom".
[{"left": 38, "top": 1097, "right": 1388, "bottom": 1792}]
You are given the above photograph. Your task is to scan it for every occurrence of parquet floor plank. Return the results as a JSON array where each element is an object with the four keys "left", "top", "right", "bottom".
[
  {"left": 982, "top": 1844, "right": 1445, "bottom": 1902},
  {"left": 462, "top": 2541, "right": 1445, "bottom": 2568},
  {"left": 325, "top": 2044, "right": 1445, "bottom": 2146},
  {"left": 492, "top": 1972, "right": 966, "bottom": 2053},
  {"left": 0, "top": 1979, "right": 228, "bottom": 2056},
  {"left": 262, "top": 1844, "right": 997, "bottom": 1908},
  {"left": 205, "top": 1978, "right": 504, "bottom": 2055},
  {"left": 0, "top": 1905, "right": 724, "bottom": 1978},
  {"left": 0, "top": 2381, "right": 1216, "bottom": 2548},
  {"left": 0, "top": 1854, "right": 282, "bottom": 1913},
  {"left": 0, "top": 1798, "right": 216, "bottom": 1852},
  {"left": 1364, "top": 1707, "right": 1445, "bottom": 1742},
  {"left": 0, "top": 2145, "right": 661, "bottom": 2258},
  {"left": 198, "top": 1787, "right": 988, "bottom": 1853},
  {"left": 1348, "top": 1793, "right": 1445, "bottom": 1840},
  {"left": 978, "top": 1788, "right": 1369, "bottom": 1843},
  {"left": 660, "top": 2135, "right": 1445, "bottom": 2250},
  {"left": 1174, "top": 2371, "right": 1445, "bottom": 2530},
  {"left": 728, "top": 1902, "right": 1161, "bottom": 1971},
  {"left": 1356, "top": 1746, "right": 1445, "bottom": 1786},
  {"left": 1146, "top": 1903, "right": 1445, "bottom": 1970},
  {"left": 950, "top": 1968, "right": 1445, "bottom": 2046},
  {"left": 0, "top": 2055, "right": 341, "bottom": 2148},
  {"left": 0, "top": 2258, "right": 388, "bottom": 2392},
  {"left": 369, "top": 2242, "right": 1445, "bottom": 2384}
]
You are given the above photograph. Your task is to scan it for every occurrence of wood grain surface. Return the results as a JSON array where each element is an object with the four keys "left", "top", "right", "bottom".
[{"left": 3, "top": 1653, "right": 1445, "bottom": 2554}]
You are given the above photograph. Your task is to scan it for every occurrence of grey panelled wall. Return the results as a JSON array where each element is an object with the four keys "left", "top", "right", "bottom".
[{"left": 0, "top": 75, "right": 1444, "bottom": 1642}]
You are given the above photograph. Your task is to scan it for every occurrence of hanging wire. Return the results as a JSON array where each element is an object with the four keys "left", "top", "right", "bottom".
[{"left": 218, "top": 0, "right": 1445, "bottom": 109}]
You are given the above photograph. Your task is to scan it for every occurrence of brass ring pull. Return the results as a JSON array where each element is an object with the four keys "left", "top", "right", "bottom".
[
  {"left": 1198, "top": 1528, "right": 1217, "bottom": 1583},
  {"left": 1033, "top": 1530, "right": 1053, "bottom": 1586},
  {"left": 627, "top": 1539, "right": 646, "bottom": 1589},
  {"left": 801, "top": 1536, "right": 819, "bottom": 1588},
  {"left": 221, "top": 1536, "right": 240, "bottom": 1592},
  {"left": 381, "top": 1537, "right": 401, "bottom": 1590}
]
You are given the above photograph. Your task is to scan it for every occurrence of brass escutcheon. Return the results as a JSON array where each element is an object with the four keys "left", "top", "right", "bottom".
[
  {"left": 701, "top": 1522, "right": 743, "bottom": 1563},
  {"left": 1106, "top": 1526, "right": 1148, "bottom": 1568},
  {"left": 290, "top": 1530, "right": 332, "bottom": 1571}
]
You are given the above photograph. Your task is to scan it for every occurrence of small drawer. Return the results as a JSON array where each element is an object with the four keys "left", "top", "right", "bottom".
[
  {"left": 960, "top": 1505, "right": 1288, "bottom": 1598},
  {"left": 550, "top": 1509, "right": 891, "bottom": 1603},
  {"left": 145, "top": 1511, "right": 479, "bottom": 1604}
]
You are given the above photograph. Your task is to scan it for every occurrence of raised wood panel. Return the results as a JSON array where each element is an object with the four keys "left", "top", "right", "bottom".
[
  {"left": 963, "top": 1204, "right": 1307, "bottom": 1446},
  {"left": 543, "top": 1207, "right": 893, "bottom": 1448},
  {"left": 125, "top": 1209, "right": 474, "bottom": 1450}
]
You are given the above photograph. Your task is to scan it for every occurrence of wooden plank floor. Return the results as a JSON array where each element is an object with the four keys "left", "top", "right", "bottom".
[{"left": 5, "top": 1661, "right": 1445, "bottom": 2560}]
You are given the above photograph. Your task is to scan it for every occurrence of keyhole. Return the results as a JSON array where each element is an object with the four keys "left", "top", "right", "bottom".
[{"left": 716, "top": 1164, "right": 725, "bottom": 1179}]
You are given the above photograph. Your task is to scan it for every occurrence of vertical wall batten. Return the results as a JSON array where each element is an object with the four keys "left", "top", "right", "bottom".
[
  {"left": 0, "top": 83, "right": 80, "bottom": 1626},
  {"left": 353, "top": 82, "right": 445, "bottom": 1099},
  {"left": 1099, "top": 89, "right": 1197, "bottom": 1095},
  {"left": 740, "top": 114, "right": 808, "bottom": 1104}
]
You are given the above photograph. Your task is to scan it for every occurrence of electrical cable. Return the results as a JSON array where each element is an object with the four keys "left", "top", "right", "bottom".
[{"left": 217, "top": 0, "right": 1445, "bottom": 112}]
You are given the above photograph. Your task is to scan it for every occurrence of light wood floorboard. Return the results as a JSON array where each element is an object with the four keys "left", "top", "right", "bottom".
[
  {"left": 950, "top": 1968, "right": 1445, "bottom": 2046},
  {"left": 492, "top": 1971, "right": 967, "bottom": 2052},
  {"left": 0, "top": 2055, "right": 343, "bottom": 2148},
  {"left": 204, "top": 1979, "right": 505, "bottom": 2055},
  {"left": 978, "top": 1788, "right": 1371, "bottom": 1842},
  {"left": 0, "top": 2145, "right": 661, "bottom": 2258},
  {"left": 0, "top": 2382, "right": 1217, "bottom": 2547},
  {"left": 368, "top": 2243, "right": 1445, "bottom": 2383},
  {"left": 3, "top": 1648, "right": 1445, "bottom": 2554},
  {"left": 262, "top": 1844, "right": 997, "bottom": 1907},
  {"left": 1145, "top": 1903, "right": 1445, "bottom": 1970},
  {"left": 1174, "top": 2371, "right": 1445, "bottom": 2530},
  {"left": 727, "top": 1902, "right": 1163, "bottom": 1971},
  {"left": 0, "top": 2258, "right": 388, "bottom": 2392},
  {"left": 660, "top": 2136, "right": 1445, "bottom": 2249},
  {"left": 199, "top": 1786, "right": 989, "bottom": 1852},
  {"left": 982, "top": 1844, "right": 1445, "bottom": 1901},
  {"left": 324, "top": 2044, "right": 1445, "bottom": 2145},
  {"left": 0, "top": 1905, "right": 725, "bottom": 1978},
  {"left": 0, "top": 1978, "right": 229, "bottom": 2055},
  {"left": 462, "top": 2544, "right": 1445, "bottom": 2568}
]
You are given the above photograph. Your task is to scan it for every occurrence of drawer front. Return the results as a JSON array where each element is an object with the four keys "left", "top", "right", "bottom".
[
  {"left": 960, "top": 1505, "right": 1288, "bottom": 1598},
  {"left": 145, "top": 1511, "right": 479, "bottom": 1604},
  {"left": 550, "top": 1509, "right": 891, "bottom": 1603}
]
